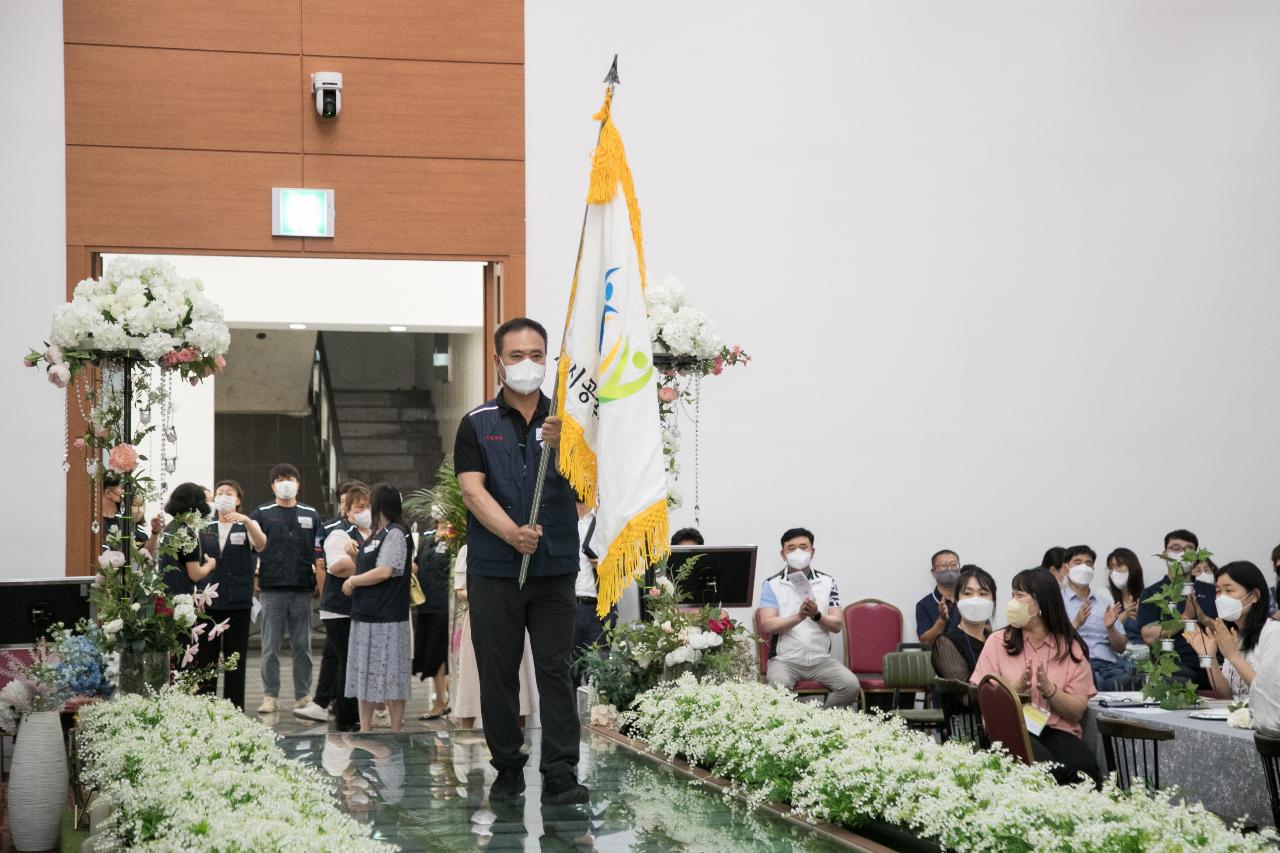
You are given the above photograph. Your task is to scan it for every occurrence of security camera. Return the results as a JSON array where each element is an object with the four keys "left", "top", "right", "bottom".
[{"left": 311, "top": 72, "right": 342, "bottom": 118}]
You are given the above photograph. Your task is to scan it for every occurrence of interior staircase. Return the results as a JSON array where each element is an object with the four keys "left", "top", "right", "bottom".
[{"left": 332, "top": 389, "right": 443, "bottom": 494}]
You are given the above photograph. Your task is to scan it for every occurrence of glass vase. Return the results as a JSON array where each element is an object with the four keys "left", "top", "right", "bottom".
[{"left": 118, "top": 649, "right": 170, "bottom": 694}]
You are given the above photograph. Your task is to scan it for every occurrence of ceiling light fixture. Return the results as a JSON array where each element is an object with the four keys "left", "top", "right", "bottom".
[
  {"left": 288, "top": 323, "right": 307, "bottom": 330},
  {"left": 389, "top": 325, "right": 407, "bottom": 332}
]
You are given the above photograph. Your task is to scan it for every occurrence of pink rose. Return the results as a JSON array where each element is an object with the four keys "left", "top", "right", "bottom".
[
  {"left": 189, "top": 376, "right": 199, "bottom": 387},
  {"left": 159, "top": 351, "right": 179, "bottom": 368},
  {"left": 657, "top": 386, "right": 678, "bottom": 403},
  {"left": 23, "top": 355, "right": 38, "bottom": 367},
  {"left": 648, "top": 587, "right": 661, "bottom": 597},
  {"left": 214, "top": 355, "right": 226, "bottom": 370},
  {"left": 73, "top": 437, "right": 86, "bottom": 449},
  {"left": 201, "top": 365, "right": 215, "bottom": 378},
  {"left": 44, "top": 345, "right": 64, "bottom": 365},
  {"left": 47, "top": 363, "right": 71, "bottom": 388},
  {"left": 98, "top": 550, "right": 126, "bottom": 570},
  {"left": 176, "top": 348, "right": 196, "bottom": 363},
  {"left": 96, "top": 426, "right": 111, "bottom": 439},
  {"left": 107, "top": 443, "right": 139, "bottom": 473}
]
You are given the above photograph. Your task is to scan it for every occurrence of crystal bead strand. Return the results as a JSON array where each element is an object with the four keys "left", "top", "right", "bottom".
[{"left": 693, "top": 374, "right": 702, "bottom": 530}]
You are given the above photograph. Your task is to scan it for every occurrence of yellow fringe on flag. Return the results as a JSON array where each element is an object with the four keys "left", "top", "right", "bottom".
[
  {"left": 587, "top": 88, "right": 647, "bottom": 290},
  {"left": 594, "top": 498, "right": 670, "bottom": 618},
  {"left": 554, "top": 358, "right": 598, "bottom": 507}
]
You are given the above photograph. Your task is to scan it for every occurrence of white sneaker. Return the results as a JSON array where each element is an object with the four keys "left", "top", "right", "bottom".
[
  {"left": 293, "top": 701, "right": 329, "bottom": 722},
  {"left": 374, "top": 709, "right": 390, "bottom": 728},
  {"left": 294, "top": 695, "right": 313, "bottom": 710},
  {"left": 257, "top": 696, "right": 277, "bottom": 714}
]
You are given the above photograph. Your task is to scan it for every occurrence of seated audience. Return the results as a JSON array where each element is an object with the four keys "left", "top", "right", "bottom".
[
  {"left": 1191, "top": 557, "right": 1218, "bottom": 585},
  {"left": 915, "top": 549, "right": 962, "bottom": 644},
  {"left": 1040, "top": 546, "right": 1066, "bottom": 584},
  {"left": 671, "top": 527, "right": 704, "bottom": 546},
  {"left": 1061, "top": 545, "right": 1135, "bottom": 690},
  {"left": 1187, "top": 561, "right": 1280, "bottom": 700},
  {"left": 1105, "top": 548, "right": 1145, "bottom": 647},
  {"left": 1252, "top": 624, "right": 1280, "bottom": 736},
  {"left": 1136, "top": 529, "right": 1217, "bottom": 689},
  {"left": 931, "top": 565, "right": 995, "bottom": 681},
  {"left": 758, "top": 527, "right": 860, "bottom": 708},
  {"left": 972, "top": 568, "right": 1101, "bottom": 787}
]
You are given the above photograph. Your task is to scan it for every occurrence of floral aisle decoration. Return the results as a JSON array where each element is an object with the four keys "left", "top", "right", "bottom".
[
  {"left": 1138, "top": 547, "right": 1213, "bottom": 710},
  {"left": 645, "top": 274, "right": 750, "bottom": 510},
  {"left": 576, "top": 559, "right": 755, "bottom": 718},
  {"left": 0, "top": 622, "right": 115, "bottom": 736},
  {"left": 629, "top": 677, "right": 1275, "bottom": 853},
  {"left": 75, "top": 689, "right": 393, "bottom": 852}
]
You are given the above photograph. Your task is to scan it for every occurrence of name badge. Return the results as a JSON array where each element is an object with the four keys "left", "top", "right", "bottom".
[
  {"left": 299, "top": 516, "right": 313, "bottom": 529},
  {"left": 230, "top": 532, "right": 246, "bottom": 545},
  {"left": 1023, "top": 703, "right": 1049, "bottom": 737},
  {"left": 536, "top": 427, "right": 543, "bottom": 442},
  {"left": 435, "top": 542, "right": 448, "bottom": 554},
  {"left": 363, "top": 542, "right": 379, "bottom": 554}
]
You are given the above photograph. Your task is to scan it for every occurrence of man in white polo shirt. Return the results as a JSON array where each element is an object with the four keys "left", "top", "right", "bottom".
[{"left": 757, "top": 527, "right": 859, "bottom": 708}]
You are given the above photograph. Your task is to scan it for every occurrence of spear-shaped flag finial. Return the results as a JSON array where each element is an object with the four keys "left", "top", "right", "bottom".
[{"left": 603, "top": 54, "right": 620, "bottom": 86}]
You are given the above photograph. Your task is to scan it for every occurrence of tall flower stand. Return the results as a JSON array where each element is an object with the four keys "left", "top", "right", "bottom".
[{"left": 7, "top": 710, "right": 68, "bottom": 852}]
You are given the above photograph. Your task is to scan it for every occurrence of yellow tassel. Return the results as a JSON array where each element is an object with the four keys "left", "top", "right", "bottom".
[
  {"left": 556, "top": 411, "right": 598, "bottom": 508},
  {"left": 595, "top": 499, "right": 670, "bottom": 618},
  {"left": 586, "top": 87, "right": 647, "bottom": 291}
]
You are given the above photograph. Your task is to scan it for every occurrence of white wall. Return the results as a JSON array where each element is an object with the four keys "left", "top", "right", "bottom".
[
  {"left": 0, "top": 1, "right": 66, "bottom": 578},
  {"left": 527, "top": 1, "right": 1280, "bottom": 637}
]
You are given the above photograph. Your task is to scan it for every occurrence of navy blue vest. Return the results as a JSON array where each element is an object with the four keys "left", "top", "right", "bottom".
[
  {"left": 159, "top": 521, "right": 202, "bottom": 598},
  {"left": 319, "top": 519, "right": 365, "bottom": 617},
  {"left": 252, "top": 503, "right": 322, "bottom": 589},
  {"left": 415, "top": 532, "right": 451, "bottom": 613},
  {"left": 198, "top": 521, "right": 255, "bottom": 610},
  {"left": 464, "top": 398, "right": 579, "bottom": 578},
  {"left": 351, "top": 524, "right": 413, "bottom": 623}
]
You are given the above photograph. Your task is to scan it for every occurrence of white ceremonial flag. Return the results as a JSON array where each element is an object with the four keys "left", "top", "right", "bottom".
[{"left": 556, "top": 88, "right": 669, "bottom": 616}]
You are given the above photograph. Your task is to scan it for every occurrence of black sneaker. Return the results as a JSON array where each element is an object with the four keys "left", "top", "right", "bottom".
[
  {"left": 490, "top": 767, "right": 526, "bottom": 801},
  {"left": 541, "top": 771, "right": 589, "bottom": 805}
]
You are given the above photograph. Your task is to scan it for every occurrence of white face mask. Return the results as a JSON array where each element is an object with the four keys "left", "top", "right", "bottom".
[
  {"left": 213, "top": 494, "right": 237, "bottom": 516},
  {"left": 1068, "top": 564, "right": 1095, "bottom": 587},
  {"left": 785, "top": 549, "right": 812, "bottom": 571},
  {"left": 274, "top": 480, "right": 299, "bottom": 501},
  {"left": 500, "top": 358, "right": 546, "bottom": 395},
  {"left": 1166, "top": 549, "right": 1185, "bottom": 563},
  {"left": 1196, "top": 571, "right": 1215, "bottom": 584},
  {"left": 956, "top": 597, "right": 994, "bottom": 624},
  {"left": 351, "top": 509, "right": 372, "bottom": 528},
  {"left": 1215, "top": 594, "right": 1245, "bottom": 623},
  {"left": 1110, "top": 570, "right": 1129, "bottom": 588}
]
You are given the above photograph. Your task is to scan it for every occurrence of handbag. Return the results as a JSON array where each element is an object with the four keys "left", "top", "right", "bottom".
[{"left": 409, "top": 571, "right": 426, "bottom": 607}]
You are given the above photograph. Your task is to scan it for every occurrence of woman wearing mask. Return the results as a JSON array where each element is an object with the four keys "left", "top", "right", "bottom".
[
  {"left": 971, "top": 568, "right": 1101, "bottom": 787},
  {"left": 1105, "top": 548, "right": 1145, "bottom": 649},
  {"left": 1187, "top": 561, "right": 1280, "bottom": 700},
  {"left": 413, "top": 508, "right": 452, "bottom": 720},
  {"left": 189, "top": 480, "right": 262, "bottom": 709},
  {"left": 931, "top": 565, "right": 997, "bottom": 681},
  {"left": 159, "top": 483, "right": 217, "bottom": 599},
  {"left": 342, "top": 483, "right": 414, "bottom": 732}
]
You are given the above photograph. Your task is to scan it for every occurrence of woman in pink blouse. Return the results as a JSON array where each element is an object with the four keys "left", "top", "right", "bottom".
[{"left": 971, "top": 568, "right": 1102, "bottom": 786}]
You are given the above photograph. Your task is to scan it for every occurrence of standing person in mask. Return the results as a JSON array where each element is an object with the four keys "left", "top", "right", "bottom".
[
  {"left": 758, "top": 528, "right": 860, "bottom": 707},
  {"left": 413, "top": 506, "right": 452, "bottom": 720},
  {"left": 453, "top": 317, "right": 587, "bottom": 805},
  {"left": 1137, "top": 529, "right": 1218, "bottom": 689},
  {"left": 101, "top": 472, "right": 162, "bottom": 555},
  {"left": 916, "top": 549, "right": 962, "bottom": 644},
  {"left": 931, "top": 565, "right": 997, "bottom": 682},
  {"left": 249, "top": 464, "right": 324, "bottom": 715},
  {"left": 1060, "top": 545, "right": 1133, "bottom": 690},
  {"left": 972, "top": 569, "right": 1101, "bottom": 787},
  {"left": 1186, "top": 561, "right": 1280, "bottom": 700},
  {"left": 296, "top": 482, "right": 371, "bottom": 728},
  {"left": 190, "top": 479, "right": 261, "bottom": 708}
]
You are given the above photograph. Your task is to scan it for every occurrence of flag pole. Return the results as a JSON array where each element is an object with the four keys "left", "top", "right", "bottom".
[{"left": 518, "top": 56, "right": 620, "bottom": 589}]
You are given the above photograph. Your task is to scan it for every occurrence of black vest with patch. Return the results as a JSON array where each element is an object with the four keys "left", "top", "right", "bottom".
[{"left": 351, "top": 524, "right": 414, "bottom": 623}]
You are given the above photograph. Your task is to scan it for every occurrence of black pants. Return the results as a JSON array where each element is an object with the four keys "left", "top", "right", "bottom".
[
  {"left": 571, "top": 600, "right": 616, "bottom": 687},
  {"left": 191, "top": 608, "right": 251, "bottom": 711},
  {"left": 469, "top": 572, "right": 579, "bottom": 777},
  {"left": 1031, "top": 726, "right": 1102, "bottom": 787},
  {"left": 315, "top": 618, "right": 358, "bottom": 730}
]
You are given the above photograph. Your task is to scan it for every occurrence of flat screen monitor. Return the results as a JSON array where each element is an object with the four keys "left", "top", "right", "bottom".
[
  {"left": 667, "top": 546, "right": 758, "bottom": 608},
  {"left": 0, "top": 578, "right": 96, "bottom": 647}
]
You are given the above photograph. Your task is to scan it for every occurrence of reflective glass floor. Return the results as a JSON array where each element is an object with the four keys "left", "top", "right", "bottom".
[{"left": 278, "top": 728, "right": 848, "bottom": 852}]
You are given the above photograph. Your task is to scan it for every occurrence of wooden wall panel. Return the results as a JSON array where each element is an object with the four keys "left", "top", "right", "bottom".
[
  {"left": 67, "top": 147, "right": 304, "bottom": 252},
  {"left": 301, "top": 154, "right": 522, "bottom": 256},
  {"left": 64, "top": 0, "right": 301, "bottom": 55},
  {"left": 301, "top": 57, "right": 522, "bottom": 160},
  {"left": 302, "top": 0, "right": 522, "bottom": 63},
  {"left": 67, "top": 46, "right": 302, "bottom": 153}
]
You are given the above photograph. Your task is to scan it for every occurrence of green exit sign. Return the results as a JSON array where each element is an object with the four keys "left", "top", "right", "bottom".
[{"left": 272, "top": 188, "right": 335, "bottom": 237}]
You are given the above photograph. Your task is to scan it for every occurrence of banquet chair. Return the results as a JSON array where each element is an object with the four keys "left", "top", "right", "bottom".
[
  {"left": 1256, "top": 732, "right": 1280, "bottom": 830},
  {"left": 1096, "top": 714, "right": 1174, "bottom": 791},
  {"left": 883, "top": 652, "right": 944, "bottom": 735},
  {"left": 935, "top": 677, "right": 985, "bottom": 746},
  {"left": 976, "top": 675, "right": 1034, "bottom": 766},
  {"left": 753, "top": 609, "right": 828, "bottom": 700},
  {"left": 843, "top": 599, "right": 902, "bottom": 710}
]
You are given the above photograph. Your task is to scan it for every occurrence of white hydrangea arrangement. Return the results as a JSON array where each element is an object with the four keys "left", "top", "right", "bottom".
[
  {"left": 628, "top": 677, "right": 1276, "bottom": 852},
  {"left": 25, "top": 255, "right": 229, "bottom": 385},
  {"left": 76, "top": 689, "right": 394, "bottom": 852}
]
